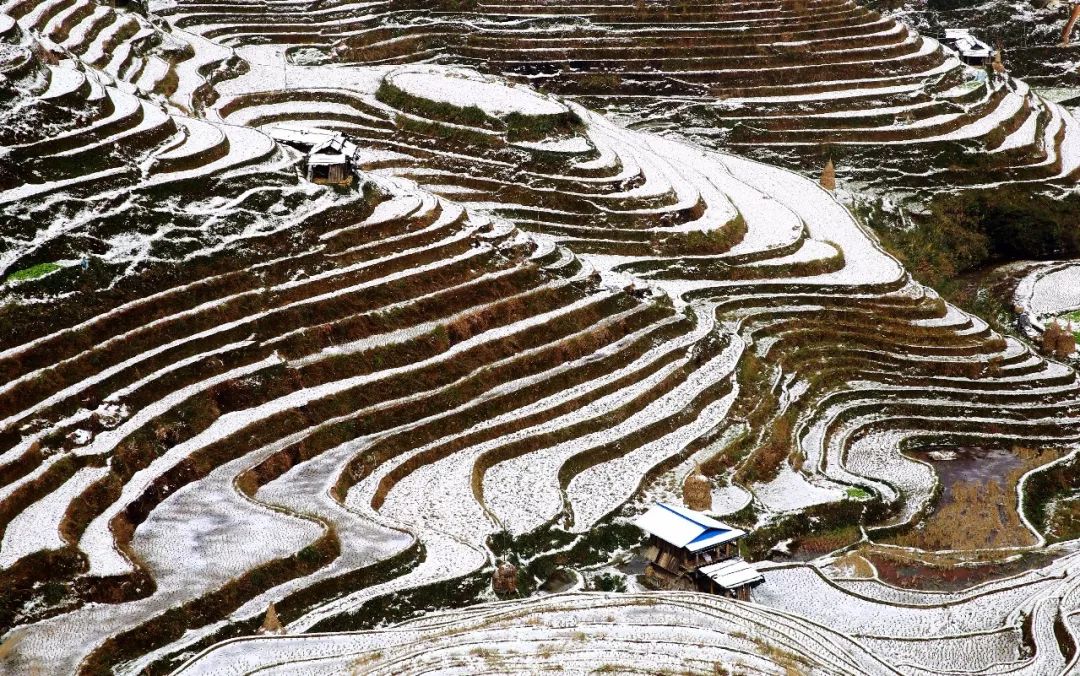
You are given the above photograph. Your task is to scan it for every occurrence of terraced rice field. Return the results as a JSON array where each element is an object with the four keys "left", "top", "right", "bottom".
[
  {"left": 151, "top": 0, "right": 1080, "bottom": 194},
  {"left": 3, "top": 0, "right": 1080, "bottom": 674},
  {"left": 874, "top": 0, "right": 1080, "bottom": 91}
]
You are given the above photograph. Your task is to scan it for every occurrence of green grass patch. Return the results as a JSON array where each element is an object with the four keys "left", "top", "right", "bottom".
[
  {"left": 6, "top": 262, "right": 62, "bottom": 284},
  {"left": 377, "top": 79, "right": 498, "bottom": 130},
  {"left": 1066, "top": 312, "right": 1080, "bottom": 341},
  {"left": 846, "top": 487, "right": 871, "bottom": 500}
]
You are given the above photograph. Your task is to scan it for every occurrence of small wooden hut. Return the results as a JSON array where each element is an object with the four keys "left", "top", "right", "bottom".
[
  {"left": 941, "top": 29, "right": 993, "bottom": 66},
  {"left": 306, "top": 146, "right": 353, "bottom": 186},
  {"left": 266, "top": 126, "right": 356, "bottom": 187},
  {"left": 699, "top": 558, "right": 763, "bottom": 601}
]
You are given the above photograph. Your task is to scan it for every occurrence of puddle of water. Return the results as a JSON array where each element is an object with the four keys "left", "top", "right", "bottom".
[
  {"left": 889, "top": 445, "right": 1055, "bottom": 551},
  {"left": 539, "top": 568, "right": 578, "bottom": 593},
  {"left": 867, "top": 550, "right": 1057, "bottom": 592},
  {"left": 907, "top": 446, "right": 1022, "bottom": 495}
]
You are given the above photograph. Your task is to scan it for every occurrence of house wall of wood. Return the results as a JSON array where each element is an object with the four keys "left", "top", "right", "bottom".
[
  {"left": 307, "top": 162, "right": 352, "bottom": 185},
  {"left": 698, "top": 575, "right": 755, "bottom": 600},
  {"left": 644, "top": 536, "right": 738, "bottom": 574}
]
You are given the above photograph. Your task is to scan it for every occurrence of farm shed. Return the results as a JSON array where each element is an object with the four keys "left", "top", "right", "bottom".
[
  {"left": 306, "top": 149, "right": 352, "bottom": 186},
  {"left": 267, "top": 126, "right": 357, "bottom": 186},
  {"left": 700, "top": 559, "right": 764, "bottom": 601},
  {"left": 634, "top": 502, "right": 761, "bottom": 598},
  {"left": 941, "top": 29, "right": 993, "bottom": 67}
]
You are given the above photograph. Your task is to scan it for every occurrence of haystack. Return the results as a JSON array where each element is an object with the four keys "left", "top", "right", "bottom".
[
  {"left": 683, "top": 465, "right": 712, "bottom": 511},
  {"left": 819, "top": 158, "right": 836, "bottom": 191},
  {"left": 992, "top": 49, "right": 1006, "bottom": 75},
  {"left": 0, "top": 630, "right": 23, "bottom": 660},
  {"left": 1061, "top": 330, "right": 1078, "bottom": 358},
  {"left": 1044, "top": 321, "right": 1076, "bottom": 360},
  {"left": 259, "top": 603, "right": 284, "bottom": 635},
  {"left": 492, "top": 561, "right": 518, "bottom": 595}
]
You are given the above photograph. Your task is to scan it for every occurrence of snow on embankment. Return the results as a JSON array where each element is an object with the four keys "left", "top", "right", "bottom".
[
  {"left": 210, "top": 58, "right": 900, "bottom": 294},
  {"left": 6, "top": 13, "right": 1080, "bottom": 676},
  {"left": 156, "top": 0, "right": 1080, "bottom": 193},
  {"left": 0, "top": 158, "right": 717, "bottom": 673},
  {"left": 177, "top": 550, "right": 1080, "bottom": 676},
  {"left": 8, "top": 0, "right": 232, "bottom": 112},
  {"left": 755, "top": 549, "right": 1080, "bottom": 675},
  {"left": 174, "top": 591, "right": 897, "bottom": 676},
  {"left": 1016, "top": 262, "right": 1080, "bottom": 319},
  {"left": 0, "top": 16, "right": 346, "bottom": 284}
]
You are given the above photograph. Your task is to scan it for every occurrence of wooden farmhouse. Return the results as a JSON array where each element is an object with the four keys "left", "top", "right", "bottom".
[
  {"left": 266, "top": 126, "right": 357, "bottom": 187},
  {"left": 634, "top": 502, "right": 762, "bottom": 600},
  {"left": 306, "top": 147, "right": 353, "bottom": 186}
]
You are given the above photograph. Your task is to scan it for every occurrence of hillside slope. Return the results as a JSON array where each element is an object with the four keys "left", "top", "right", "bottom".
[
  {"left": 870, "top": 0, "right": 1080, "bottom": 91},
  {"left": 2, "top": 2, "right": 1080, "bottom": 676},
  {"left": 152, "top": 0, "right": 1080, "bottom": 195}
]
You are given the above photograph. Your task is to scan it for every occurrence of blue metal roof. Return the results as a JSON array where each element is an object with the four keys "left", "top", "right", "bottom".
[{"left": 634, "top": 502, "right": 746, "bottom": 551}]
